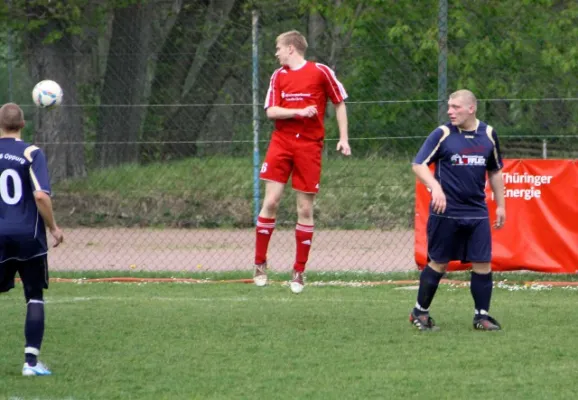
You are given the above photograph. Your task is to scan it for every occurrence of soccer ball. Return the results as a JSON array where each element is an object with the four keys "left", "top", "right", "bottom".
[{"left": 32, "top": 80, "right": 63, "bottom": 108}]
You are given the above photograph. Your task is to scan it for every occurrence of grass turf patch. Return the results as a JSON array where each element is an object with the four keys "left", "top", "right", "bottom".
[
  {"left": 1, "top": 282, "right": 577, "bottom": 399},
  {"left": 48, "top": 269, "right": 578, "bottom": 284},
  {"left": 52, "top": 156, "right": 414, "bottom": 229}
]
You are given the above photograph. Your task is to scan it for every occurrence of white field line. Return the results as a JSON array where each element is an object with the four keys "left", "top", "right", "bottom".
[
  {"left": 1, "top": 289, "right": 576, "bottom": 307},
  {"left": 49, "top": 296, "right": 404, "bottom": 304},
  {"left": 0, "top": 282, "right": 575, "bottom": 306},
  {"left": 0, "top": 295, "right": 408, "bottom": 305},
  {"left": 8, "top": 397, "right": 77, "bottom": 400}
]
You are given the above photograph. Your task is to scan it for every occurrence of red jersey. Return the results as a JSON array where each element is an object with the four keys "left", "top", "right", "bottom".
[{"left": 264, "top": 61, "right": 348, "bottom": 141}]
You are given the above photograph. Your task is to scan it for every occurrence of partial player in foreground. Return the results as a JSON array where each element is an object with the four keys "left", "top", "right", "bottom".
[
  {"left": 410, "top": 90, "right": 506, "bottom": 331},
  {"left": 0, "top": 103, "right": 64, "bottom": 375},
  {"left": 253, "top": 30, "right": 351, "bottom": 293}
]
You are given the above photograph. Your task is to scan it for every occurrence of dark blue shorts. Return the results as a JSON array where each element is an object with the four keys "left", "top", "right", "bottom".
[
  {"left": 426, "top": 216, "right": 491, "bottom": 263},
  {"left": 0, "top": 256, "right": 49, "bottom": 296}
]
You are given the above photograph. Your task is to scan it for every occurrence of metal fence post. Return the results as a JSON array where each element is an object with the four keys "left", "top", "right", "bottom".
[
  {"left": 7, "top": 0, "right": 14, "bottom": 102},
  {"left": 437, "top": 0, "right": 448, "bottom": 124},
  {"left": 252, "top": 10, "right": 261, "bottom": 225}
]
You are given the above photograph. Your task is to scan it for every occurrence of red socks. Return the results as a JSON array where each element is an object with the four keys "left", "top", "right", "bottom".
[
  {"left": 254, "top": 216, "right": 276, "bottom": 265},
  {"left": 294, "top": 224, "right": 314, "bottom": 273},
  {"left": 255, "top": 218, "right": 314, "bottom": 272}
]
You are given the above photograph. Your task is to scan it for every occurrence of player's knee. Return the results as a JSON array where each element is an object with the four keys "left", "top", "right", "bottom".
[
  {"left": 262, "top": 196, "right": 281, "bottom": 214},
  {"left": 429, "top": 261, "right": 448, "bottom": 273},
  {"left": 296, "top": 203, "right": 313, "bottom": 220},
  {"left": 472, "top": 263, "right": 491, "bottom": 274},
  {"left": 296, "top": 195, "right": 314, "bottom": 218},
  {"left": 297, "top": 208, "right": 313, "bottom": 221}
]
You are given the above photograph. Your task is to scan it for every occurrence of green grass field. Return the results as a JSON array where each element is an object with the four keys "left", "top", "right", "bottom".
[
  {"left": 1, "top": 281, "right": 577, "bottom": 399},
  {"left": 52, "top": 156, "right": 415, "bottom": 229}
]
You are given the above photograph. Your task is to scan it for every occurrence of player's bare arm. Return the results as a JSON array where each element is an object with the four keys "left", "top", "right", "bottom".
[
  {"left": 34, "top": 191, "right": 64, "bottom": 247},
  {"left": 488, "top": 169, "right": 506, "bottom": 228},
  {"left": 266, "top": 105, "right": 317, "bottom": 120},
  {"left": 334, "top": 102, "right": 351, "bottom": 156},
  {"left": 412, "top": 163, "right": 446, "bottom": 214}
]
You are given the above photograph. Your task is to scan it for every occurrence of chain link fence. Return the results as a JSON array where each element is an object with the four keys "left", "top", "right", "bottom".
[{"left": 0, "top": 1, "right": 577, "bottom": 274}]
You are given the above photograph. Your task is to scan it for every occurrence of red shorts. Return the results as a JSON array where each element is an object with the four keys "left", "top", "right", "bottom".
[{"left": 260, "top": 131, "right": 323, "bottom": 193}]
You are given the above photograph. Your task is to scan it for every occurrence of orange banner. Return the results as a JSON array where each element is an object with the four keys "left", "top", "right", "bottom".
[{"left": 414, "top": 160, "right": 578, "bottom": 272}]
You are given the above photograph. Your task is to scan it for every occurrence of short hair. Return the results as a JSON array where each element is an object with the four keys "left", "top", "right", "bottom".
[
  {"left": 449, "top": 89, "right": 477, "bottom": 108},
  {"left": 276, "top": 30, "right": 308, "bottom": 55},
  {"left": 0, "top": 103, "right": 25, "bottom": 132}
]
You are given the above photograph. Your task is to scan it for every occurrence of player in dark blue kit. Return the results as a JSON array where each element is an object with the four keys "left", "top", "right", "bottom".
[
  {"left": 0, "top": 103, "right": 64, "bottom": 375},
  {"left": 410, "top": 90, "right": 506, "bottom": 331}
]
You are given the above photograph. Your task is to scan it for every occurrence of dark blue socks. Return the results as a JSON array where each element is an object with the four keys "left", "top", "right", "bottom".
[
  {"left": 414, "top": 265, "right": 444, "bottom": 314},
  {"left": 24, "top": 299, "right": 45, "bottom": 366},
  {"left": 471, "top": 271, "right": 493, "bottom": 318}
]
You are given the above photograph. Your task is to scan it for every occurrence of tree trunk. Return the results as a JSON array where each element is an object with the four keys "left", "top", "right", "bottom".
[
  {"left": 163, "top": 8, "right": 249, "bottom": 158},
  {"left": 141, "top": 0, "right": 243, "bottom": 162},
  {"left": 26, "top": 27, "right": 86, "bottom": 183},
  {"left": 140, "top": 0, "right": 210, "bottom": 162},
  {"left": 307, "top": 10, "right": 326, "bottom": 63},
  {"left": 95, "top": 2, "right": 153, "bottom": 167}
]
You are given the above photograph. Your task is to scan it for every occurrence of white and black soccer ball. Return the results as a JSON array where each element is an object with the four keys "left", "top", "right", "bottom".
[{"left": 32, "top": 80, "right": 63, "bottom": 108}]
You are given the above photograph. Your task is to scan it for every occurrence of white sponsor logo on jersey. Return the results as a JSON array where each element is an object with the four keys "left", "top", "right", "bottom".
[
  {"left": 281, "top": 91, "right": 312, "bottom": 101},
  {"left": 0, "top": 153, "right": 26, "bottom": 164},
  {"left": 450, "top": 154, "right": 486, "bottom": 166}
]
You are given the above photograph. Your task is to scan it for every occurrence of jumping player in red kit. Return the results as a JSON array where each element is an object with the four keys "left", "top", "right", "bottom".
[{"left": 253, "top": 30, "right": 351, "bottom": 294}]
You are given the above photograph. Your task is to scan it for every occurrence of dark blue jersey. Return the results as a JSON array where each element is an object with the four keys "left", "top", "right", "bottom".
[
  {"left": 0, "top": 138, "right": 51, "bottom": 262},
  {"left": 413, "top": 120, "right": 503, "bottom": 218}
]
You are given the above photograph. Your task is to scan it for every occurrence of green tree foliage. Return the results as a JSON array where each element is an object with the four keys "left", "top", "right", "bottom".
[
  {"left": 449, "top": 1, "right": 578, "bottom": 131},
  {"left": 1, "top": 0, "right": 577, "bottom": 174},
  {"left": 0, "top": 0, "right": 144, "bottom": 180}
]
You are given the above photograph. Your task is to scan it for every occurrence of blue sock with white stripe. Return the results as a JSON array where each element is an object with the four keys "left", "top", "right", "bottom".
[{"left": 24, "top": 299, "right": 45, "bottom": 366}]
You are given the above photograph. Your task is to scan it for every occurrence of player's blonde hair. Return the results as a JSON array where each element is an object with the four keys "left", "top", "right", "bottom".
[
  {"left": 449, "top": 89, "right": 477, "bottom": 109},
  {"left": 276, "top": 30, "right": 308, "bottom": 55}
]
